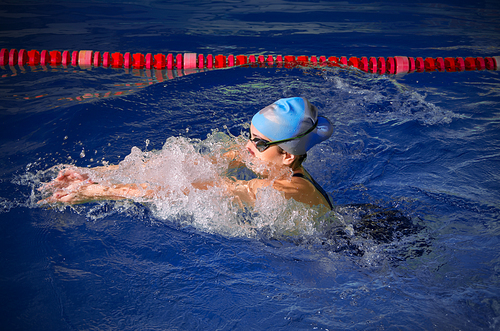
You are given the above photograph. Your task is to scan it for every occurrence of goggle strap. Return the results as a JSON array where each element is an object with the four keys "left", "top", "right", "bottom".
[{"left": 264, "top": 119, "right": 319, "bottom": 146}]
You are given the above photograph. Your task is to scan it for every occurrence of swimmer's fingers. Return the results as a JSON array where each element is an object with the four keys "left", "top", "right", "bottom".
[
  {"left": 55, "top": 168, "right": 88, "bottom": 182},
  {"left": 46, "top": 164, "right": 77, "bottom": 178},
  {"left": 37, "top": 191, "right": 69, "bottom": 204},
  {"left": 37, "top": 180, "right": 95, "bottom": 204},
  {"left": 37, "top": 178, "right": 85, "bottom": 192},
  {"left": 38, "top": 179, "right": 67, "bottom": 192},
  {"left": 38, "top": 168, "right": 90, "bottom": 192},
  {"left": 38, "top": 181, "right": 54, "bottom": 192},
  {"left": 37, "top": 190, "right": 91, "bottom": 205}
]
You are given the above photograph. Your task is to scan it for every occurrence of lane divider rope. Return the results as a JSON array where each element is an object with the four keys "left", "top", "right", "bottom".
[{"left": 2, "top": 48, "right": 500, "bottom": 74}]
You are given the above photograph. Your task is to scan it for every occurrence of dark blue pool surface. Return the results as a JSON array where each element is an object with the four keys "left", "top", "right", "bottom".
[{"left": 1, "top": 0, "right": 500, "bottom": 330}]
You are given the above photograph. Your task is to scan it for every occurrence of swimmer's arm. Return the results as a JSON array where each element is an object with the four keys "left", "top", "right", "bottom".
[
  {"left": 40, "top": 175, "right": 231, "bottom": 205},
  {"left": 50, "top": 179, "right": 229, "bottom": 205},
  {"left": 219, "top": 178, "right": 271, "bottom": 205},
  {"left": 38, "top": 182, "right": 159, "bottom": 205},
  {"left": 90, "top": 183, "right": 157, "bottom": 200},
  {"left": 51, "top": 178, "right": 253, "bottom": 205}
]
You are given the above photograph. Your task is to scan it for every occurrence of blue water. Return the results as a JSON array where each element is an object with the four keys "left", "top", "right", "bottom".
[{"left": 1, "top": 1, "right": 500, "bottom": 330}]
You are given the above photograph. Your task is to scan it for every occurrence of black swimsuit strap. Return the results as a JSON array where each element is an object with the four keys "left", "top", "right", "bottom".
[{"left": 293, "top": 172, "right": 333, "bottom": 210}]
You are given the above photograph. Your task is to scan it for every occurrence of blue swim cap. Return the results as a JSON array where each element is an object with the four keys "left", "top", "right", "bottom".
[{"left": 251, "top": 97, "right": 333, "bottom": 155}]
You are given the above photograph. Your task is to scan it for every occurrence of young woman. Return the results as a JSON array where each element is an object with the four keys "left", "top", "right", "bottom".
[{"left": 38, "top": 97, "right": 334, "bottom": 210}]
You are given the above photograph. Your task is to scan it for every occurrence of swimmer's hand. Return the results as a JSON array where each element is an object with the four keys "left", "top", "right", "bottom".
[
  {"left": 38, "top": 166, "right": 93, "bottom": 204},
  {"left": 39, "top": 166, "right": 89, "bottom": 192},
  {"left": 38, "top": 182, "right": 108, "bottom": 204}
]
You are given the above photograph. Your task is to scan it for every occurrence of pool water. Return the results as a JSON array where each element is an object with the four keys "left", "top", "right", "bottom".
[{"left": 1, "top": 1, "right": 500, "bottom": 330}]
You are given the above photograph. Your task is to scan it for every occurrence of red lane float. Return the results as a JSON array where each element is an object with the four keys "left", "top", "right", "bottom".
[
  {"left": 50, "top": 50, "right": 62, "bottom": 66},
  {"left": 386, "top": 57, "right": 395, "bottom": 74},
  {"left": 236, "top": 55, "right": 247, "bottom": 66},
  {"left": 215, "top": 55, "right": 225, "bottom": 68},
  {"left": 133, "top": 53, "right": 145, "bottom": 69},
  {"left": 444, "top": 57, "right": 456, "bottom": 71},
  {"left": 250, "top": 55, "right": 257, "bottom": 66},
  {"left": 93, "top": 51, "right": 101, "bottom": 67},
  {"left": 154, "top": 54, "right": 166, "bottom": 69},
  {"left": 166, "top": 54, "right": 174, "bottom": 70},
  {"left": 1, "top": 48, "right": 500, "bottom": 75},
  {"left": 465, "top": 57, "right": 476, "bottom": 71},
  {"left": 359, "top": 57, "right": 368, "bottom": 72},
  {"left": 197, "top": 54, "right": 204, "bottom": 69},
  {"left": 62, "top": 50, "right": 70, "bottom": 66},
  {"left": 123, "top": 52, "right": 132, "bottom": 68},
  {"left": 378, "top": 57, "right": 386, "bottom": 74},
  {"left": 456, "top": 57, "right": 465, "bottom": 71},
  {"left": 492, "top": 56, "right": 500, "bottom": 70},
  {"left": 228, "top": 54, "right": 235, "bottom": 67},
  {"left": 9, "top": 49, "right": 18, "bottom": 66},
  {"left": 71, "top": 51, "right": 78, "bottom": 66},
  {"left": 145, "top": 53, "right": 153, "bottom": 69},
  {"left": 111, "top": 52, "right": 123, "bottom": 68},
  {"left": 485, "top": 57, "right": 494, "bottom": 70},
  {"left": 206, "top": 54, "right": 213, "bottom": 69},
  {"left": 0, "top": 48, "right": 8, "bottom": 65},
  {"left": 348, "top": 57, "right": 359, "bottom": 69},
  {"left": 18, "top": 49, "right": 29, "bottom": 66},
  {"left": 368, "top": 57, "right": 377, "bottom": 73},
  {"left": 102, "top": 52, "right": 111, "bottom": 67},
  {"left": 175, "top": 54, "right": 183, "bottom": 69}
]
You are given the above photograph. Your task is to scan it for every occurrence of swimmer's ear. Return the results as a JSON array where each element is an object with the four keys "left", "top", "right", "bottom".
[{"left": 281, "top": 152, "right": 296, "bottom": 167}]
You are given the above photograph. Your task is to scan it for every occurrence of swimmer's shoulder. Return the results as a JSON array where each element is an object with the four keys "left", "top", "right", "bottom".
[
  {"left": 237, "top": 174, "right": 331, "bottom": 210},
  {"left": 287, "top": 170, "right": 333, "bottom": 210},
  {"left": 270, "top": 176, "right": 328, "bottom": 209}
]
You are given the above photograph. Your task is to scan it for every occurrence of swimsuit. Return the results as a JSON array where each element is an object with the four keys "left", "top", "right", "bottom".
[{"left": 292, "top": 172, "right": 333, "bottom": 210}]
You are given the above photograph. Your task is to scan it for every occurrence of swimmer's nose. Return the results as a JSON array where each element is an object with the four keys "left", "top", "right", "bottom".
[{"left": 245, "top": 141, "right": 255, "bottom": 156}]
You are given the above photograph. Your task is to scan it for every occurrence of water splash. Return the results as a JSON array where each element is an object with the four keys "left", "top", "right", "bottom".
[{"left": 28, "top": 131, "right": 324, "bottom": 239}]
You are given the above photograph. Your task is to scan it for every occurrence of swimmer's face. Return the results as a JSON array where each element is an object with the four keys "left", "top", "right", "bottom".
[{"left": 246, "top": 124, "right": 295, "bottom": 167}]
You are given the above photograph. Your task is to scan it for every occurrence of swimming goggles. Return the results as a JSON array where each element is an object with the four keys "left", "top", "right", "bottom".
[{"left": 249, "top": 119, "right": 319, "bottom": 153}]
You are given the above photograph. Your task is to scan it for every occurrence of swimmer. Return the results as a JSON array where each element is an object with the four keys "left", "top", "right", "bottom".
[{"left": 38, "top": 97, "right": 334, "bottom": 210}]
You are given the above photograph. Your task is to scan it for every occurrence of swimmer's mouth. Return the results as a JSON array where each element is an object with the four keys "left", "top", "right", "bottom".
[{"left": 247, "top": 148, "right": 255, "bottom": 157}]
